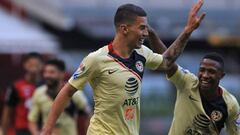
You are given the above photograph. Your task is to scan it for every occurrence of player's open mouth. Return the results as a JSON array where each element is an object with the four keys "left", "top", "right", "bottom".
[{"left": 200, "top": 80, "right": 211, "bottom": 87}]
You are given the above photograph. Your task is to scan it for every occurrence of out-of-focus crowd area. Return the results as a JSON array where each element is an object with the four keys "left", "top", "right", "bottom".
[{"left": 0, "top": 0, "right": 239, "bottom": 135}]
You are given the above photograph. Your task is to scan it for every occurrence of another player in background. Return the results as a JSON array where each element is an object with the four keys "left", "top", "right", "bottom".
[
  {"left": 1, "top": 52, "right": 44, "bottom": 135},
  {"left": 148, "top": 25, "right": 240, "bottom": 135},
  {"left": 41, "top": 0, "right": 205, "bottom": 135},
  {"left": 28, "top": 59, "right": 91, "bottom": 135}
]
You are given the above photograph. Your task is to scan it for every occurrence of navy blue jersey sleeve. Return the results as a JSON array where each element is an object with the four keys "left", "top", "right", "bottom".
[{"left": 4, "top": 85, "right": 19, "bottom": 107}]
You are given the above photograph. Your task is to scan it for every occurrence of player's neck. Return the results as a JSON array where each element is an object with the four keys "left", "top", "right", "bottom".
[
  {"left": 112, "top": 35, "right": 134, "bottom": 59},
  {"left": 200, "top": 86, "right": 221, "bottom": 101},
  {"left": 47, "top": 81, "right": 64, "bottom": 99},
  {"left": 25, "top": 73, "right": 41, "bottom": 84}
]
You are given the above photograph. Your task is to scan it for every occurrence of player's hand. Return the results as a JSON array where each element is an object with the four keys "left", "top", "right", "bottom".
[
  {"left": 184, "top": 0, "right": 206, "bottom": 34},
  {"left": 147, "top": 24, "right": 155, "bottom": 34}
]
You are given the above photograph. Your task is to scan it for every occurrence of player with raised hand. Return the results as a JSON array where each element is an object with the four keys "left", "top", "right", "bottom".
[
  {"left": 148, "top": 2, "right": 240, "bottom": 135},
  {"left": 41, "top": 0, "right": 205, "bottom": 135}
]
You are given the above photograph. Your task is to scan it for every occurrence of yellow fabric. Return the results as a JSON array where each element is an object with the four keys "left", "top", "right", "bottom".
[
  {"left": 167, "top": 66, "right": 240, "bottom": 135},
  {"left": 69, "top": 45, "right": 163, "bottom": 135},
  {"left": 28, "top": 85, "right": 88, "bottom": 135}
]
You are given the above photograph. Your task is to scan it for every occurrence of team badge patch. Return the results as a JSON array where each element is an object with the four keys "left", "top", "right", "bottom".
[
  {"left": 180, "top": 67, "right": 190, "bottom": 74},
  {"left": 135, "top": 61, "right": 143, "bottom": 72},
  {"left": 73, "top": 63, "right": 85, "bottom": 79},
  {"left": 211, "top": 110, "right": 223, "bottom": 122}
]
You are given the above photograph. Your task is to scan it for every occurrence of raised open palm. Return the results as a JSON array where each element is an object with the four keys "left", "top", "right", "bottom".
[{"left": 185, "top": 0, "right": 206, "bottom": 33}]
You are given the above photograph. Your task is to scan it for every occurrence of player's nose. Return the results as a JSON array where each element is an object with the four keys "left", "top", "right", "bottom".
[{"left": 143, "top": 29, "right": 149, "bottom": 37}]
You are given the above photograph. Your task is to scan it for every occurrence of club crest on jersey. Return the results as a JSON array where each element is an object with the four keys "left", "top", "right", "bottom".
[
  {"left": 211, "top": 110, "right": 223, "bottom": 122},
  {"left": 135, "top": 61, "right": 143, "bottom": 72},
  {"left": 125, "top": 77, "right": 138, "bottom": 96},
  {"left": 73, "top": 63, "right": 85, "bottom": 79}
]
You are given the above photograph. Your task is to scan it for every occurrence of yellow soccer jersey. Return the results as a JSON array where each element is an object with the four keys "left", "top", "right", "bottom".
[
  {"left": 68, "top": 44, "right": 163, "bottom": 135},
  {"left": 28, "top": 85, "right": 88, "bottom": 135},
  {"left": 168, "top": 66, "right": 240, "bottom": 135}
]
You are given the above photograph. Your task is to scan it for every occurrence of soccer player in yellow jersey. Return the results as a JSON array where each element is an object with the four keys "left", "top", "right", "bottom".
[
  {"left": 41, "top": 1, "right": 205, "bottom": 135},
  {"left": 28, "top": 59, "right": 91, "bottom": 135},
  {"left": 148, "top": 26, "right": 240, "bottom": 135}
]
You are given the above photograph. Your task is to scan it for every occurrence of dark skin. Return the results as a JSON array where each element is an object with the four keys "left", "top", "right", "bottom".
[
  {"left": 148, "top": 27, "right": 225, "bottom": 101},
  {"left": 198, "top": 58, "right": 225, "bottom": 100}
]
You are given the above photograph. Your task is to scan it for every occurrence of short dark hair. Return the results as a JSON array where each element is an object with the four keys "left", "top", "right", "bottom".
[
  {"left": 45, "top": 59, "right": 66, "bottom": 72},
  {"left": 114, "top": 4, "right": 147, "bottom": 27},
  {"left": 23, "top": 52, "right": 44, "bottom": 63},
  {"left": 202, "top": 52, "right": 224, "bottom": 71}
]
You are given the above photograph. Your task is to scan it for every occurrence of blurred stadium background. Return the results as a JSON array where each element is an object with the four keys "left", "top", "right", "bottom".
[{"left": 0, "top": 0, "right": 239, "bottom": 135}]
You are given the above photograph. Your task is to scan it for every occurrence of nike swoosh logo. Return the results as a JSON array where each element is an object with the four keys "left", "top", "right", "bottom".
[
  {"left": 108, "top": 69, "right": 118, "bottom": 74},
  {"left": 189, "top": 95, "right": 198, "bottom": 102}
]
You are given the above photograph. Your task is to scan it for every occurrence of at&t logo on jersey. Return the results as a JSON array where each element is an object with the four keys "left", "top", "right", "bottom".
[
  {"left": 125, "top": 77, "right": 138, "bottom": 96},
  {"left": 122, "top": 97, "right": 139, "bottom": 121},
  {"left": 185, "top": 114, "right": 211, "bottom": 135}
]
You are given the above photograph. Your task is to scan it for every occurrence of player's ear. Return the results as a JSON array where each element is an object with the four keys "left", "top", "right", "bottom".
[
  {"left": 220, "top": 71, "right": 225, "bottom": 79},
  {"left": 119, "top": 24, "right": 128, "bottom": 34}
]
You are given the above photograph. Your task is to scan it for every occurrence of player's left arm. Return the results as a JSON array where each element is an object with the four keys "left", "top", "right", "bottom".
[
  {"left": 225, "top": 98, "right": 240, "bottom": 135},
  {"left": 157, "top": 0, "right": 205, "bottom": 71}
]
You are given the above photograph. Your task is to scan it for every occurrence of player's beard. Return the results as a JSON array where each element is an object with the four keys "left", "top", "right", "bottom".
[{"left": 45, "top": 78, "right": 59, "bottom": 89}]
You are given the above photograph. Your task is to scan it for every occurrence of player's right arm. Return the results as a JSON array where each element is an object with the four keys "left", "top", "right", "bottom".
[
  {"left": 1, "top": 85, "right": 18, "bottom": 135},
  {"left": 41, "top": 53, "right": 99, "bottom": 135},
  {"left": 29, "top": 122, "right": 40, "bottom": 135}
]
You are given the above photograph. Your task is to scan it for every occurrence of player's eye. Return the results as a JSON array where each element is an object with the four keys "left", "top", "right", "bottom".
[
  {"left": 139, "top": 25, "right": 146, "bottom": 30},
  {"left": 199, "top": 68, "right": 205, "bottom": 72},
  {"left": 209, "top": 69, "right": 216, "bottom": 74}
]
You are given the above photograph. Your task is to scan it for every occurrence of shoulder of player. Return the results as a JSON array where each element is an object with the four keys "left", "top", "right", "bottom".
[
  {"left": 222, "top": 87, "right": 239, "bottom": 106},
  {"left": 169, "top": 66, "right": 198, "bottom": 85},
  {"left": 221, "top": 87, "right": 239, "bottom": 116},
  {"left": 33, "top": 85, "right": 47, "bottom": 97},
  {"left": 134, "top": 45, "right": 151, "bottom": 56},
  {"left": 8, "top": 79, "right": 29, "bottom": 93},
  {"left": 85, "top": 45, "right": 108, "bottom": 62},
  {"left": 13, "top": 79, "right": 27, "bottom": 87}
]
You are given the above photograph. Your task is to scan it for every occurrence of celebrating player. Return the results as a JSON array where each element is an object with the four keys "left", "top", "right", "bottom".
[
  {"left": 41, "top": 0, "right": 205, "bottom": 135},
  {"left": 148, "top": 23, "right": 240, "bottom": 135},
  {"left": 28, "top": 59, "right": 91, "bottom": 135}
]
